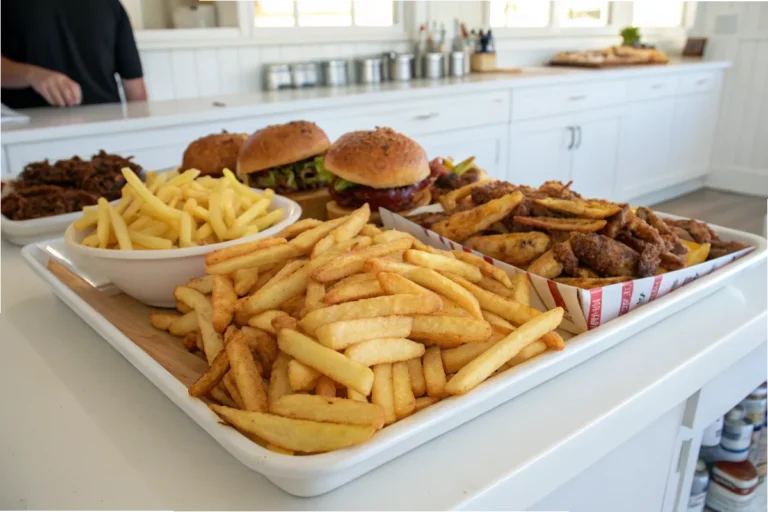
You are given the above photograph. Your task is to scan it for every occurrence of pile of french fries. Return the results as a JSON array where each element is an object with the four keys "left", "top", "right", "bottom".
[
  {"left": 73, "top": 168, "right": 283, "bottom": 250},
  {"left": 150, "top": 203, "right": 565, "bottom": 454}
]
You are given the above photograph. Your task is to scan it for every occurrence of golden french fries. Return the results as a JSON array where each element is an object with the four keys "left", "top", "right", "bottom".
[
  {"left": 210, "top": 405, "right": 375, "bottom": 453},
  {"left": 269, "top": 394, "right": 384, "bottom": 429},
  {"left": 315, "top": 316, "right": 413, "bottom": 350},
  {"left": 528, "top": 249, "right": 564, "bottom": 279},
  {"left": 74, "top": 168, "right": 283, "bottom": 250},
  {"left": 372, "top": 363, "right": 396, "bottom": 425},
  {"left": 156, "top": 207, "right": 570, "bottom": 455},
  {"left": 392, "top": 361, "right": 416, "bottom": 419},
  {"left": 533, "top": 197, "right": 622, "bottom": 219},
  {"left": 344, "top": 338, "right": 426, "bottom": 367},
  {"left": 445, "top": 308, "right": 564, "bottom": 395},
  {"left": 554, "top": 276, "right": 631, "bottom": 289},
  {"left": 432, "top": 190, "right": 524, "bottom": 242},
  {"left": 465, "top": 232, "right": 550, "bottom": 267},
  {"left": 513, "top": 216, "right": 607, "bottom": 232}
]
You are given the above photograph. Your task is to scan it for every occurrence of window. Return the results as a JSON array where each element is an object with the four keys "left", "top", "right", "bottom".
[
  {"left": 254, "top": 0, "right": 394, "bottom": 28},
  {"left": 559, "top": 1, "right": 611, "bottom": 27},
  {"left": 632, "top": 1, "right": 685, "bottom": 28},
  {"left": 489, "top": 1, "right": 551, "bottom": 28}
]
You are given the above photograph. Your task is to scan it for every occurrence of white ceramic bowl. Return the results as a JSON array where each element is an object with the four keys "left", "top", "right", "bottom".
[{"left": 63, "top": 193, "right": 301, "bottom": 307}]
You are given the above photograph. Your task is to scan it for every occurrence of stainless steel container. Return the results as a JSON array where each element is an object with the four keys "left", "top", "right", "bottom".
[
  {"left": 391, "top": 54, "right": 414, "bottom": 81},
  {"left": 290, "top": 62, "right": 319, "bottom": 88},
  {"left": 263, "top": 64, "right": 292, "bottom": 90},
  {"left": 424, "top": 53, "right": 444, "bottom": 79},
  {"left": 357, "top": 57, "right": 382, "bottom": 84},
  {"left": 381, "top": 52, "right": 396, "bottom": 81},
  {"left": 450, "top": 51, "right": 466, "bottom": 77},
  {"left": 321, "top": 59, "right": 348, "bottom": 86}
]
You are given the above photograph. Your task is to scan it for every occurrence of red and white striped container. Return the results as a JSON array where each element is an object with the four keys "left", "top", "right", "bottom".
[{"left": 381, "top": 208, "right": 755, "bottom": 334}]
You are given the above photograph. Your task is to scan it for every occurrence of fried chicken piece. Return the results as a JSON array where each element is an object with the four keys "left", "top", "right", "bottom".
[
  {"left": 627, "top": 210, "right": 666, "bottom": 246},
  {"left": 601, "top": 204, "right": 631, "bottom": 238},
  {"left": 617, "top": 232, "right": 685, "bottom": 271},
  {"left": 670, "top": 226, "right": 694, "bottom": 242},
  {"left": 636, "top": 207, "right": 688, "bottom": 255},
  {"left": 666, "top": 219, "right": 714, "bottom": 244},
  {"left": 709, "top": 239, "right": 751, "bottom": 259},
  {"left": 470, "top": 181, "right": 519, "bottom": 205},
  {"left": 637, "top": 243, "right": 662, "bottom": 278},
  {"left": 570, "top": 232, "right": 639, "bottom": 277},
  {"left": 538, "top": 180, "right": 582, "bottom": 199},
  {"left": 552, "top": 241, "right": 580, "bottom": 276}
]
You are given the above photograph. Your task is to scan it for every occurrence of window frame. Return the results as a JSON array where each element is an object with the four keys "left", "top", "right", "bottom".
[
  {"left": 485, "top": 1, "right": 696, "bottom": 39},
  {"left": 248, "top": 1, "right": 407, "bottom": 43}
]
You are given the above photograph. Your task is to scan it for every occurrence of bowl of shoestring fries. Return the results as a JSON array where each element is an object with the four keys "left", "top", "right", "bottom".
[
  {"left": 149, "top": 203, "right": 566, "bottom": 455},
  {"left": 64, "top": 167, "right": 301, "bottom": 307}
]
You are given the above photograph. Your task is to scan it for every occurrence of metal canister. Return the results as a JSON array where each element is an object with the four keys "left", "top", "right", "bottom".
[
  {"left": 391, "top": 54, "right": 414, "bottom": 81},
  {"left": 263, "top": 64, "right": 292, "bottom": 90},
  {"left": 381, "top": 52, "right": 396, "bottom": 81},
  {"left": 720, "top": 407, "right": 754, "bottom": 462},
  {"left": 450, "top": 51, "right": 466, "bottom": 77},
  {"left": 321, "top": 60, "right": 348, "bottom": 86},
  {"left": 700, "top": 415, "right": 724, "bottom": 464},
  {"left": 357, "top": 57, "right": 382, "bottom": 84},
  {"left": 687, "top": 459, "right": 709, "bottom": 512},
  {"left": 424, "top": 53, "right": 444, "bottom": 79},
  {"left": 290, "top": 62, "right": 319, "bottom": 88}
]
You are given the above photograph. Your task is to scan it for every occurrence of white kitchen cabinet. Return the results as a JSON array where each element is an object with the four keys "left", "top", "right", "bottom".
[
  {"left": 570, "top": 107, "right": 623, "bottom": 199},
  {"left": 616, "top": 98, "right": 676, "bottom": 200},
  {"left": 508, "top": 108, "right": 623, "bottom": 198},
  {"left": 417, "top": 123, "right": 509, "bottom": 180},
  {"left": 669, "top": 92, "right": 719, "bottom": 182},
  {"left": 507, "top": 115, "right": 573, "bottom": 186}
]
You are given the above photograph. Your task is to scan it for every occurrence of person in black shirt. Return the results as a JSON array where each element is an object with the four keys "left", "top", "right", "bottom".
[{"left": 1, "top": 0, "right": 147, "bottom": 108}]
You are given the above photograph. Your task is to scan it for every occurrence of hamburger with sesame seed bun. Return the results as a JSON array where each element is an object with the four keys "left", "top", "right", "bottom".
[
  {"left": 237, "top": 121, "right": 334, "bottom": 219},
  {"left": 324, "top": 127, "right": 437, "bottom": 223}
]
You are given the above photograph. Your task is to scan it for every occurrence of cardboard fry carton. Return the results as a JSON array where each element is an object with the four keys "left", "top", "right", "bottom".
[{"left": 381, "top": 208, "right": 754, "bottom": 334}]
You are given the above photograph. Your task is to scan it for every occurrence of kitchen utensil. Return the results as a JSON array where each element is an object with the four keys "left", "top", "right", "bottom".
[{"left": 381, "top": 52, "right": 396, "bottom": 81}]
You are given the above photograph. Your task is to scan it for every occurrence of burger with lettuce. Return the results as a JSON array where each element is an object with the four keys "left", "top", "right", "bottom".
[
  {"left": 236, "top": 121, "right": 333, "bottom": 219},
  {"left": 324, "top": 127, "right": 438, "bottom": 224}
]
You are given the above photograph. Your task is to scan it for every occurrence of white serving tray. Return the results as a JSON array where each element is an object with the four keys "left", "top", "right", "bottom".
[{"left": 21, "top": 224, "right": 766, "bottom": 497}]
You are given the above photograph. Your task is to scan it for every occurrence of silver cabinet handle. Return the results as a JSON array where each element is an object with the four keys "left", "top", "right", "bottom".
[
  {"left": 566, "top": 126, "right": 575, "bottom": 150},
  {"left": 413, "top": 112, "right": 439, "bottom": 120},
  {"left": 696, "top": 79, "right": 708, "bottom": 85},
  {"left": 569, "top": 95, "right": 586, "bottom": 101},
  {"left": 575, "top": 126, "right": 583, "bottom": 149},
  {"left": 651, "top": 83, "right": 665, "bottom": 89}
]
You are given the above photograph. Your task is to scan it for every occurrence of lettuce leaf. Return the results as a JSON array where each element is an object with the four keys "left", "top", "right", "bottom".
[{"left": 333, "top": 178, "right": 358, "bottom": 192}]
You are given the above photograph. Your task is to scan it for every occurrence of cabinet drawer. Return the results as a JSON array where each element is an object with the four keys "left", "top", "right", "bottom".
[
  {"left": 677, "top": 72, "right": 719, "bottom": 95},
  {"left": 326, "top": 91, "right": 510, "bottom": 139},
  {"left": 628, "top": 76, "right": 679, "bottom": 101},
  {"left": 511, "top": 81, "right": 627, "bottom": 121}
]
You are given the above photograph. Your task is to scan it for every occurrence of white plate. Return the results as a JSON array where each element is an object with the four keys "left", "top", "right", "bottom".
[{"left": 20, "top": 224, "right": 767, "bottom": 497}]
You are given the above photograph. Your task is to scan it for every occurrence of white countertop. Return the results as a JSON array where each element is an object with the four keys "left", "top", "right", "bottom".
[
  {"left": 1, "top": 59, "right": 729, "bottom": 145},
  {"left": 1, "top": 238, "right": 764, "bottom": 510}
]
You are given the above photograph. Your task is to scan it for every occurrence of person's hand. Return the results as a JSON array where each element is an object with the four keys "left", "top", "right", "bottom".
[{"left": 27, "top": 66, "right": 82, "bottom": 107}]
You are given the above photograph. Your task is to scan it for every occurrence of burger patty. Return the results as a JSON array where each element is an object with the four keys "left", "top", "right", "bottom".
[{"left": 329, "top": 165, "right": 440, "bottom": 212}]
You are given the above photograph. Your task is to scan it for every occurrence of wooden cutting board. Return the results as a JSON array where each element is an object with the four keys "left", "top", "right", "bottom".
[{"left": 47, "top": 259, "right": 207, "bottom": 387}]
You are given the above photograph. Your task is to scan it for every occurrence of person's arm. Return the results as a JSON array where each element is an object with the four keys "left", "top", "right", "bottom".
[
  {"left": 1, "top": 56, "right": 82, "bottom": 106},
  {"left": 114, "top": 4, "right": 147, "bottom": 102},
  {"left": 122, "top": 77, "right": 147, "bottom": 102}
]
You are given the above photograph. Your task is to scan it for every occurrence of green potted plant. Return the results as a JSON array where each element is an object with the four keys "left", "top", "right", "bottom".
[{"left": 620, "top": 26, "right": 641, "bottom": 47}]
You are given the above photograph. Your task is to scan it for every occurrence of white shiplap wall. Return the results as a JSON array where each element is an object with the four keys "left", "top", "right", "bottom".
[
  {"left": 140, "top": 41, "right": 411, "bottom": 101},
  {"left": 696, "top": 2, "right": 768, "bottom": 195}
]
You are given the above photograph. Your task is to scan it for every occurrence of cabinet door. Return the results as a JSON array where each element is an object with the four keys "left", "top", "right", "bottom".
[
  {"left": 571, "top": 107, "right": 624, "bottom": 200},
  {"left": 417, "top": 124, "right": 509, "bottom": 180},
  {"left": 615, "top": 99, "right": 676, "bottom": 201},
  {"left": 669, "top": 93, "right": 718, "bottom": 180},
  {"left": 507, "top": 115, "right": 573, "bottom": 187}
]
